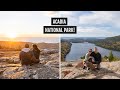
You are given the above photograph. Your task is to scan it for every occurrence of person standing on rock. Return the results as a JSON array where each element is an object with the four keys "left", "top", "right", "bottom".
[{"left": 90, "top": 47, "right": 102, "bottom": 70}]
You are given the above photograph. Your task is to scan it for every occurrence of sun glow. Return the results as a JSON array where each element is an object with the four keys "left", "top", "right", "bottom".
[{"left": 6, "top": 32, "right": 17, "bottom": 39}]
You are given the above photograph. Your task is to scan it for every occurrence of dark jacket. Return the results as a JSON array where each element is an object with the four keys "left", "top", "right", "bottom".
[
  {"left": 19, "top": 48, "right": 33, "bottom": 65},
  {"left": 32, "top": 48, "right": 40, "bottom": 59},
  {"left": 19, "top": 48, "right": 40, "bottom": 65},
  {"left": 90, "top": 52, "right": 102, "bottom": 63}
]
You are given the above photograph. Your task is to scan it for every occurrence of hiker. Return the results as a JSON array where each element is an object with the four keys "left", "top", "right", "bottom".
[
  {"left": 19, "top": 44, "right": 40, "bottom": 66},
  {"left": 90, "top": 47, "right": 102, "bottom": 70},
  {"left": 19, "top": 44, "right": 33, "bottom": 65},
  {"left": 31, "top": 44, "right": 40, "bottom": 63},
  {"left": 83, "top": 49, "right": 95, "bottom": 70}
]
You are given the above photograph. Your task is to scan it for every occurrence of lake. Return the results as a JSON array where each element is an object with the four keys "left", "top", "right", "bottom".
[{"left": 65, "top": 42, "right": 120, "bottom": 61}]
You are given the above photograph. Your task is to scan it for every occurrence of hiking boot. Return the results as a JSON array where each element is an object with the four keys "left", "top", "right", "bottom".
[
  {"left": 83, "top": 66, "right": 86, "bottom": 69},
  {"left": 87, "top": 68, "right": 90, "bottom": 70}
]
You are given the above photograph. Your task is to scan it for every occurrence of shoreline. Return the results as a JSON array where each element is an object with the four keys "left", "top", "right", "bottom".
[{"left": 64, "top": 42, "right": 120, "bottom": 61}]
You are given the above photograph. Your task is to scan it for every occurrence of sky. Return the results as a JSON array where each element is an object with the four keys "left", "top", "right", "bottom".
[
  {"left": 0, "top": 11, "right": 59, "bottom": 37},
  {"left": 0, "top": 11, "right": 120, "bottom": 40},
  {"left": 0, "top": 11, "right": 59, "bottom": 42},
  {"left": 57, "top": 11, "right": 120, "bottom": 37}
]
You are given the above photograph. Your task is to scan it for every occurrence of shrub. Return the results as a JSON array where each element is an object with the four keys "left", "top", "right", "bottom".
[
  {"left": 108, "top": 51, "right": 114, "bottom": 62},
  {"left": 81, "top": 56, "right": 85, "bottom": 59}
]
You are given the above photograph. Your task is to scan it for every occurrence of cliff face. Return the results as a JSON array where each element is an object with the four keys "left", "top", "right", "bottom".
[
  {"left": 61, "top": 60, "right": 120, "bottom": 79},
  {"left": 61, "top": 41, "right": 72, "bottom": 61}
]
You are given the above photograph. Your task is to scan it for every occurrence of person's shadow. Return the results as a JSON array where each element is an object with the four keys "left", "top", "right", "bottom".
[
  {"left": 92, "top": 68, "right": 120, "bottom": 79},
  {"left": 74, "top": 67, "right": 120, "bottom": 79}
]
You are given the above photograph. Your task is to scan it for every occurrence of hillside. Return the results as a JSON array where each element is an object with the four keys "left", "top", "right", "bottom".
[
  {"left": 62, "top": 37, "right": 102, "bottom": 43},
  {"left": 93, "top": 35, "right": 120, "bottom": 51},
  {"left": 0, "top": 41, "right": 59, "bottom": 50},
  {"left": 62, "top": 36, "right": 120, "bottom": 51},
  {"left": 61, "top": 60, "right": 120, "bottom": 79}
]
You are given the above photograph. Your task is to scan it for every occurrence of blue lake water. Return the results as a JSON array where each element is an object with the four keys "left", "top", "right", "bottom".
[{"left": 65, "top": 42, "right": 120, "bottom": 61}]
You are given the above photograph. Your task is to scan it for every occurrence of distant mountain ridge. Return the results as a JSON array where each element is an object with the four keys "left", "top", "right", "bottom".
[
  {"left": 62, "top": 35, "right": 120, "bottom": 51},
  {"left": 105, "top": 35, "right": 120, "bottom": 42},
  {"left": 0, "top": 41, "right": 59, "bottom": 50},
  {"left": 61, "top": 37, "right": 106, "bottom": 43},
  {"left": 92, "top": 35, "right": 120, "bottom": 51},
  {"left": 0, "top": 37, "right": 59, "bottom": 43}
]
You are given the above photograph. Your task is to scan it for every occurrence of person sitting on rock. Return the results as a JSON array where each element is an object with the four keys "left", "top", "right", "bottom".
[
  {"left": 19, "top": 44, "right": 39, "bottom": 66},
  {"left": 31, "top": 44, "right": 40, "bottom": 63},
  {"left": 83, "top": 49, "right": 95, "bottom": 70},
  {"left": 90, "top": 47, "right": 102, "bottom": 70}
]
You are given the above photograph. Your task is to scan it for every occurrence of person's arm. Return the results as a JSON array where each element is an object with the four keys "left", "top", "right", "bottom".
[
  {"left": 99, "top": 53, "right": 102, "bottom": 62},
  {"left": 38, "top": 49, "right": 40, "bottom": 55},
  {"left": 85, "top": 53, "right": 89, "bottom": 61}
]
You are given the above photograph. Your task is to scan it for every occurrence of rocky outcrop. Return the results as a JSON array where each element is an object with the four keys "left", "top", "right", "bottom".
[
  {"left": 61, "top": 60, "right": 120, "bottom": 79},
  {"left": 0, "top": 49, "right": 59, "bottom": 79},
  {"left": 61, "top": 41, "right": 72, "bottom": 61},
  {"left": 0, "top": 63, "right": 59, "bottom": 79},
  {"left": 40, "top": 49, "right": 59, "bottom": 55}
]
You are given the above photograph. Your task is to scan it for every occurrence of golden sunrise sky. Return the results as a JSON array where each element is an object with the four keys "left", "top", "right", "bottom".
[{"left": 0, "top": 11, "right": 60, "bottom": 38}]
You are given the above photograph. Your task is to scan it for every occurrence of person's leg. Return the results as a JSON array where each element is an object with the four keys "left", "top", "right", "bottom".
[
  {"left": 96, "top": 63, "right": 100, "bottom": 70},
  {"left": 83, "top": 61, "right": 87, "bottom": 69},
  {"left": 86, "top": 61, "right": 96, "bottom": 70},
  {"left": 94, "top": 61, "right": 101, "bottom": 70}
]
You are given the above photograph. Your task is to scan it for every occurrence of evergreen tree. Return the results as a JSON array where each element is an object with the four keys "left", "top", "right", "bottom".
[
  {"left": 108, "top": 51, "right": 114, "bottom": 62},
  {"left": 81, "top": 56, "right": 85, "bottom": 59}
]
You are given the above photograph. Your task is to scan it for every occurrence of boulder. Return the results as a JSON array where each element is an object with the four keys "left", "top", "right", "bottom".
[
  {"left": 33, "top": 73, "right": 38, "bottom": 79},
  {"left": 45, "top": 60, "right": 59, "bottom": 68},
  {"left": 66, "top": 63, "right": 73, "bottom": 67},
  {"left": 75, "top": 61, "right": 84, "bottom": 68},
  {"left": 62, "top": 70, "right": 72, "bottom": 77},
  {"left": 64, "top": 69, "right": 85, "bottom": 79}
]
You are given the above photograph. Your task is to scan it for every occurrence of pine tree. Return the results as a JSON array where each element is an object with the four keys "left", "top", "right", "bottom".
[{"left": 108, "top": 51, "right": 114, "bottom": 62}]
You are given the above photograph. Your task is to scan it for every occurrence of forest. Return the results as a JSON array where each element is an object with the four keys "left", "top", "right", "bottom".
[
  {"left": 63, "top": 36, "right": 120, "bottom": 51},
  {"left": 93, "top": 35, "right": 120, "bottom": 51}
]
